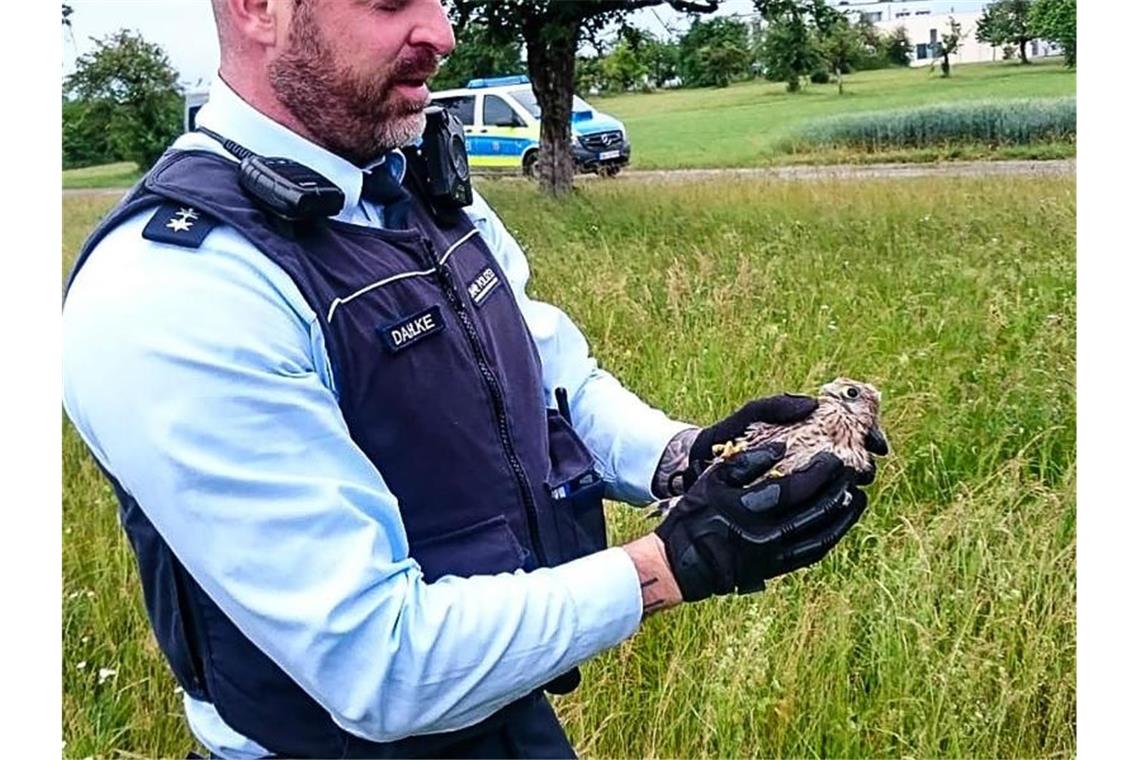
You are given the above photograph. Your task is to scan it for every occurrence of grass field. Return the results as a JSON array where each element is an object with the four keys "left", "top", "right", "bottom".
[
  {"left": 62, "top": 174, "right": 1075, "bottom": 758},
  {"left": 61, "top": 162, "right": 143, "bottom": 190},
  {"left": 599, "top": 59, "right": 1075, "bottom": 168}
]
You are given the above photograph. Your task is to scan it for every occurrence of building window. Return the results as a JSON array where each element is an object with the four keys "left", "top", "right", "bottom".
[
  {"left": 916, "top": 10, "right": 931, "bottom": 15},
  {"left": 930, "top": 29, "right": 938, "bottom": 44},
  {"left": 916, "top": 43, "right": 929, "bottom": 60},
  {"left": 861, "top": 11, "right": 882, "bottom": 22},
  {"left": 897, "top": 11, "right": 911, "bottom": 17}
]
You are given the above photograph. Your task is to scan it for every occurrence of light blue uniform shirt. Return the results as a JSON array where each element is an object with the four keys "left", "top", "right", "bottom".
[{"left": 62, "top": 79, "right": 692, "bottom": 759}]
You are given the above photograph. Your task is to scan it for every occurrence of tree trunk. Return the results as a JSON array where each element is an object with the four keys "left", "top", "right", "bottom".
[
  {"left": 941, "top": 54, "right": 951, "bottom": 77},
  {"left": 524, "top": 21, "right": 580, "bottom": 197},
  {"left": 836, "top": 65, "right": 844, "bottom": 95},
  {"left": 1019, "top": 38, "right": 1029, "bottom": 64}
]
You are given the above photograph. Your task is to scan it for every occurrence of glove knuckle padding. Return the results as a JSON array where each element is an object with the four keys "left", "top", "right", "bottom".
[
  {"left": 776, "top": 453, "right": 843, "bottom": 508},
  {"left": 740, "top": 482, "right": 781, "bottom": 514},
  {"left": 723, "top": 445, "right": 782, "bottom": 487}
]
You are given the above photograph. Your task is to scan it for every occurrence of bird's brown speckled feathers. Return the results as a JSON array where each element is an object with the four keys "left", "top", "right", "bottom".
[{"left": 714, "top": 378, "right": 885, "bottom": 477}]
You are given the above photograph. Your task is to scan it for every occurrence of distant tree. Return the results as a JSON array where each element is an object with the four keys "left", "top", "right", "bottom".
[
  {"left": 697, "top": 40, "right": 754, "bottom": 87},
  {"left": 756, "top": 11, "right": 821, "bottom": 91},
  {"left": 574, "top": 55, "right": 608, "bottom": 94},
  {"left": 678, "top": 17, "right": 753, "bottom": 87},
  {"left": 976, "top": 0, "right": 1034, "bottom": 64},
  {"left": 602, "top": 39, "right": 650, "bottom": 90},
  {"left": 63, "top": 29, "right": 182, "bottom": 169},
  {"left": 1030, "top": 0, "right": 1076, "bottom": 66},
  {"left": 62, "top": 98, "right": 117, "bottom": 169},
  {"left": 643, "top": 36, "right": 681, "bottom": 87},
  {"left": 819, "top": 16, "right": 862, "bottom": 94},
  {"left": 613, "top": 26, "right": 679, "bottom": 89},
  {"left": 883, "top": 25, "right": 913, "bottom": 66},
  {"left": 62, "top": 3, "right": 73, "bottom": 27},
  {"left": 432, "top": 22, "right": 523, "bottom": 90},
  {"left": 754, "top": 0, "right": 836, "bottom": 92},
  {"left": 934, "top": 17, "right": 963, "bottom": 77}
]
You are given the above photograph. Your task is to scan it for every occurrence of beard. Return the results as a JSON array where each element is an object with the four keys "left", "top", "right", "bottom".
[{"left": 268, "top": 3, "right": 438, "bottom": 165}]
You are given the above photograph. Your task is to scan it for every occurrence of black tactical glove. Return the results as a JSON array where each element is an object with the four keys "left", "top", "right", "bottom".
[
  {"left": 680, "top": 395, "right": 819, "bottom": 491},
  {"left": 654, "top": 442, "right": 866, "bottom": 602}
]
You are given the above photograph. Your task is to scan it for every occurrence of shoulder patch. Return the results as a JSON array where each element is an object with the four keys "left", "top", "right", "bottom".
[{"left": 141, "top": 202, "right": 218, "bottom": 249}]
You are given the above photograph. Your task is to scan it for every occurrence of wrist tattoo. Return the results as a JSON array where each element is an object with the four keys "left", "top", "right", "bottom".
[
  {"left": 639, "top": 575, "right": 671, "bottom": 616},
  {"left": 652, "top": 427, "right": 700, "bottom": 498},
  {"left": 623, "top": 535, "right": 683, "bottom": 619}
]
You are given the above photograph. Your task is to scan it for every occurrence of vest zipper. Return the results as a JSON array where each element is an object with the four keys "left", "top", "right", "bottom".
[{"left": 417, "top": 237, "right": 548, "bottom": 566}]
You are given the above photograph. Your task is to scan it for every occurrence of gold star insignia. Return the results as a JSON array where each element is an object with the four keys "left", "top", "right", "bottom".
[{"left": 166, "top": 217, "right": 194, "bottom": 233}]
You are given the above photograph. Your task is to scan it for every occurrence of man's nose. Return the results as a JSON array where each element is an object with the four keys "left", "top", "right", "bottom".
[{"left": 411, "top": 0, "right": 456, "bottom": 58}]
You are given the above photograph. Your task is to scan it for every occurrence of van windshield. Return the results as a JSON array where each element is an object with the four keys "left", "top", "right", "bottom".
[{"left": 510, "top": 89, "right": 591, "bottom": 119}]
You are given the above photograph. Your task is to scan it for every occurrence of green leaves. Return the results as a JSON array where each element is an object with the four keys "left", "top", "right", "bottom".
[
  {"left": 1029, "top": 0, "right": 1077, "bottom": 67},
  {"left": 976, "top": 0, "right": 1034, "bottom": 62},
  {"left": 62, "top": 30, "right": 182, "bottom": 170},
  {"left": 679, "top": 18, "right": 754, "bottom": 88}
]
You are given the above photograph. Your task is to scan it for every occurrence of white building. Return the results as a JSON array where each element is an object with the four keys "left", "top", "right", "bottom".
[{"left": 829, "top": 1, "right": 1061, "bottom": 66}]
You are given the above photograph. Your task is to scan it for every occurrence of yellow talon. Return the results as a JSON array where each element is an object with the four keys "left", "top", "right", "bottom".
[{"left": 713, "top": 440, "right": 748, "bottom": 460}]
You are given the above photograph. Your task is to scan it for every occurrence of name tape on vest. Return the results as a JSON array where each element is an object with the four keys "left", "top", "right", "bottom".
[
  {"left": 467, "top": 266, "right": 501, "bottom": 307},
  {"left": 378, "top": 305, "right": 446, "bottom": 353}
]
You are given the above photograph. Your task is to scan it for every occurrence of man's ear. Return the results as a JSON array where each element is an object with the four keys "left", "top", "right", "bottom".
[{"left": 223, "top": 0, "right": 286, "bottom": 48}]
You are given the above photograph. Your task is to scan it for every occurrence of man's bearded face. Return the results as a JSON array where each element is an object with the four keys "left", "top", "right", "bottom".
[{"left": 269, "top": 1, "right": 440, "bottom": 165}]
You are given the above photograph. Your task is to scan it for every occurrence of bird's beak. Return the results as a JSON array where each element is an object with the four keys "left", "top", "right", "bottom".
[{"left": 867, "top": 426, "right": 890, "bottom": 456}]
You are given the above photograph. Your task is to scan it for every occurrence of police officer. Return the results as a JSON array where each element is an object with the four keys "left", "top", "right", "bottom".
[{"left": 62, "top": 1, "right": 883, "bottom": 758}]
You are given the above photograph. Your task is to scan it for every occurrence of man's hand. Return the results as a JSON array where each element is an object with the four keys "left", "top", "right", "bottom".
[{"left": 650, "top": 442, "right": 866, "bottom": 603}]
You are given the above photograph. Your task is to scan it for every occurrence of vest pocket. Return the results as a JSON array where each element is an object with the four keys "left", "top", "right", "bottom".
[
  {"left": 410, "top": 515, "right": 532, "bottom": 583},
  {"left": 545, "top": 409, "right": 608, "bottom": 559}
]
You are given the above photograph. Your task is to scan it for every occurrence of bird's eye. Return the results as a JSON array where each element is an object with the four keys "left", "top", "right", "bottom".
[{"left": 844, "top": 387, "right": 860, "bottom": 399}]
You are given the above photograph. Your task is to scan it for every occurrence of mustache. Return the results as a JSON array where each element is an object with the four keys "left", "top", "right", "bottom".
[{"left": 390, "top": 48, "right": 440, "bottom": 83}]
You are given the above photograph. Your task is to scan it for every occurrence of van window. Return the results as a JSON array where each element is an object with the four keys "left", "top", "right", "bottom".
[
  {"left": 434, "top": 95, "right": 475, "bottom": 126},
  {"left": 511, "top": 89, "right": 591, "bottom": 119},
  {"left": 483, "top": 95, "right": 520, "bottom": 127}
]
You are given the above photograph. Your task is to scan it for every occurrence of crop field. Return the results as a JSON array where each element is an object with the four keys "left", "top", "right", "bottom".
[{"left": 62, "top": 174, "right": 1075, "bottom": 758}]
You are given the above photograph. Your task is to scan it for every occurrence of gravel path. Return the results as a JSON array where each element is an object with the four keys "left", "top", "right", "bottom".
[
  {"left": 63, "top": 159, "right": 1074, "bottom": 198},
  {"left": 597, "top": 159, "right": 1074, "bottom": 183}
]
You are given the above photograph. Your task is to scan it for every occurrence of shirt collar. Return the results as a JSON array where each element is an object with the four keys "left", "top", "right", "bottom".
[{"left": 194, "top": 77, "right": 406, "bottom": 215}]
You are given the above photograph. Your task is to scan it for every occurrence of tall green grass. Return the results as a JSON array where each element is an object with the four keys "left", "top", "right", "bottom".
[
  {"left": 62, "top": 175, "right": 1075, "bottom": 758},
  {"left": 785, "top": 97, "right": 1075, "bottom": 154}
]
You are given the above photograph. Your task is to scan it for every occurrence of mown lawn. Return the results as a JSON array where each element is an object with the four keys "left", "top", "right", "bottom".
[
  {"left": 62, "top": 161, "right": 142, "bottom": 190},
  {"left": 62, "top": 174, "right": 1074, "bottom": 758},
  {"left": 595, "top": 59, "right": 1075, "bottom": 168}
]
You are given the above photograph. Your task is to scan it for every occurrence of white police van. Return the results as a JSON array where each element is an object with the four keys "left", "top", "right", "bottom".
[{"left": 431, "top": 75, "right": 631, "bottom": 177}]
